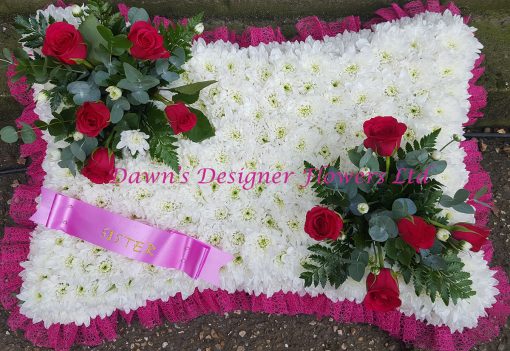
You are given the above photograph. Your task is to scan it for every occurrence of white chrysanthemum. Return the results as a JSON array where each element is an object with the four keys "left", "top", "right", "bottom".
[
  {"left": 18, "top": 11, "right": 493, "bottom": 332},
  {"left": 116, "top": 130, "right": 150, "bottom": 156}
]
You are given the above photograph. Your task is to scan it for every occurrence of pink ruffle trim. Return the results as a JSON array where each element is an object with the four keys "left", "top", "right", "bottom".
[{"left": 1, "top": 1, "right": 506, "bottom": 350}]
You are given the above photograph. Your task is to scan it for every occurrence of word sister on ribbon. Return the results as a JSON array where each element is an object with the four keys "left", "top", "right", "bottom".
[{"left": 31, "top": 188, "right": 233, "bottom": 286}]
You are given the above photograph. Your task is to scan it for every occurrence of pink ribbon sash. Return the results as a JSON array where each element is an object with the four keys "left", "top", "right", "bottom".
[{"left": 30, "top": 188, "right": 233, "bottom": 286}]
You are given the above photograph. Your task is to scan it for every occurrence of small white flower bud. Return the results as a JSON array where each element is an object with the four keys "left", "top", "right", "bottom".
[
  {"left": 453, "top": 134, "right": 461, "bottom": 142},
  {"left": 357, "top": 203, "right": 369, "bottom": 215},
  {"left": 73, "top": 132, "right": 84, "bottom": 141},
  {"left": 106, "top": 86, "right": 122, "bottom": 101},
  {"left": 194, "top": 23, "right": 205, "bottom": 34},
  {"left": 359, "top": 167, "right": 370, "bottom": 176},
  {"left": 436, "top": 228, "right": 450, "bottom": 242},
  {"left": 431, "top": 150, "right": 441, "bottom": 160},
  {"left": 71, "top": 5, "right": 83, "bottom": 17},
  {"left": 460, "top": 241, "right": 472, "bottom": 251}
]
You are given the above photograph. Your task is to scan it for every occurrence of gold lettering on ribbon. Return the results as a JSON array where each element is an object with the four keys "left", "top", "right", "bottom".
[{"left": 101, "top": 227, "right": 157, "bottom": 256}]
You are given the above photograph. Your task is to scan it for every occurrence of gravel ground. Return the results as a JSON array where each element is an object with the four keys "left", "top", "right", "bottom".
[{"left": 1, "top": 134, "right": 509, "bottom": 351}]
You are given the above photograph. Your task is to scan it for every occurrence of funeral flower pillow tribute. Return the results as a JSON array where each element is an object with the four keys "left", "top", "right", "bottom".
[{"left": 2, "top": 1, "right": 509, "bottom": 351}]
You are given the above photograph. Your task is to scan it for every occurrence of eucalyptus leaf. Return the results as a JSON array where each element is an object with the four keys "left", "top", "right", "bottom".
[
  {"left": 420, "top": 249, "right": 447, "bottom": 270},
  {"left": 155, "top": 59, "right": 169, "bottom": 75},
  {"left": 123, "top": 63, "right": 143, "bottom": 82},
  {"left": 474, "top": 186, "right": 487, "bottom": 200},
  {"left": 161, "top": 71, "right": 180, "bottom": 83},
  {"left": 67, "top": 81, "right": 101, "bottom": 105},
  {"left": 359, "top": 148, "right": 373, "bottom": 168},
  {"left": 58, "top": 158, "right": 77, "bottom": 176},
  {"left": 454, "top": 189, "right": 470, "bottom": 203},
  {"left": 0, "top": 126, "right": 18, "bottom": 143},
  {"left": 426, "top": 160, "right": 447, "bottom": 176},
  {"left": 20, "top": 122, "right": 36, "bottom": 143},
  {"left": 392, "top": 198, "right": 417, "bottom": 218},
  {"left": 93, "top": 71, "right": 110, "bottom": 87},
  {"left": 452, "top": 202, "right": 475, "bottom": 214},
  {"left": 70, "top": 141, "right": 86, "bottom": 162},
  {"left": 369, "top": 215, "right": 397, "bottom": 242},
  {"left": 81, "top": 137, "right": 98, "bottom": 155},
  {"left": 347, "top": 148, "right": 362, "bottom": 167},
  {"left": 128, "top": 7, "right": 150, "bottom": 23},
  {"left": 111, "top": 104, "right": 124, "bottom": 123},
  {"left": 130, "top": 91, "right": 150, "bottom": 104},
  {"left": 169, "top": 47, "right": 186, "bottom": 68},
  {"left": 405, "top": 149, "right": 429, "bottom": 166},
  {"left": 348, "top": 249, "right": 369, "bottom": 282}
]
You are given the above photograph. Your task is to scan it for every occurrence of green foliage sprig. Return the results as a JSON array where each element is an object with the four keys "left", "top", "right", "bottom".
[{"left": 301, "top": 129, "right": 490, "bottom": 306}]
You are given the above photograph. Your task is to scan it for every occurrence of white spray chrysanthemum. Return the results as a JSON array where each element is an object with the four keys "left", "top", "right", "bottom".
[
  {"left": 106, "top": 86, "right": 122, "bottom": 101},
  {"left": 116, "top": 130, "right": 150, "bottom": 156},
  {"left": 436, "top": 228, "right": 450, "bottom": 241},
  {"left": 357, "top": 203, "right": 369, "bottom": 214}
]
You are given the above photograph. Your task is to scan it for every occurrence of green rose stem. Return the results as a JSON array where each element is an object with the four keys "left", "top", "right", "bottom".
[
  {"left": 76, "top": 59, "right": 94, "bottom": 70},
  {"left": 426, "top": 218, "right": 451, "bottom": 230},
  {"left": 439, "top": 135, "right": 461, "bottom": 152},
  {"left": 385, "top": 156, "right": 391, "bottom": 182},
  {"left": 376, "top": 243, "right": 384, "bottom": 268},
  {"left": 153, "top": 92, "right": 173, "bottom": 105},
  {"left": 105, "top": 131, "right": 115, "bottom": 148}
]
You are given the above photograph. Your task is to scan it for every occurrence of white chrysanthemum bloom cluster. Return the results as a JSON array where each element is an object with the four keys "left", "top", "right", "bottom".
[
  {"left": 116, "top": 130, "right": 150, "bottom": 156},
  {"left": 19, "top": 9, "right": 499, "bottom": 333}
]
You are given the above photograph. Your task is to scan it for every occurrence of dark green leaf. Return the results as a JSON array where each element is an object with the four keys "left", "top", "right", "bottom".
[
  {"left": 171, "top": 80, "right": 216, "bottom": 95},
  {"left": 183, "top": 107, "right": 215, "bottom": 142}
]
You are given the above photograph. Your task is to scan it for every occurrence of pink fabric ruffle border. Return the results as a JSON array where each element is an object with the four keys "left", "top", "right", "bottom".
[{"left": 1, "top": 1, "right": 508, "bottom": 350}]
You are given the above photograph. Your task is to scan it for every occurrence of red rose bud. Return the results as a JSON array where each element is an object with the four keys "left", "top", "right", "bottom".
[
  {"left": 76, "top": 102, "right": 111, "bottom": 137},
  {"left": 363, "top": 116, "right": 407, "bottom": 157},
  {"left": 363, "top": 268, "right": 402, "bottom": 312},
  {"left": 42, "top": 22, "right": 88, "bottom": 65},
  {"left": 304, "top": 206, "right": 344, "bottom": 241},
  {"left": 451, "top": 223, "right": 490, "bottom": 252},
  {"left": 128, "top": 22, "right": 170, "bottom": 60},
  {"left": 81, "top": 148, "right": 115, "bottom": 184},
  {"left": 165, "top": 103, "right": 197, "bottom": 134},
  {"left": 397, "top": 216, "right": 436, "bottom": 252}
]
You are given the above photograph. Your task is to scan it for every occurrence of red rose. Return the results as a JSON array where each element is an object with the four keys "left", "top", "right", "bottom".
[
  {"left": 81, "top": 148, "right": 115, "bottom": 184},
  {"left": 42, "top": 22, "right": 87, "bottom": 65},
  {"left": 451, "top": 223, "right": 490, "bottom": 252},
  {"left": 397, "top": 216, "right": 436, "bottom": 252},
  {"left": 128, "top": 21, "right": 170, "bottom": 60},
  {"left": 76, "top": 102, "right": 111, "bottom": 137},
  {"left": 304, "top": 206, "right": 344, "bottom": 241},
  {"left": 363, "top": 268, "right": 402, "bottom": 312},
  {"left": 363, "top": 116, "right": 407, "bottom": 157},
  {"left": 164, "top": 103, "right": 197, "bottom": 134}
]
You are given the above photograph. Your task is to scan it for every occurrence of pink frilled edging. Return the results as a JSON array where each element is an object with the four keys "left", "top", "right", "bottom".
[{"left": 1, "top": 1, "right": 508, "bottom": 350}]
